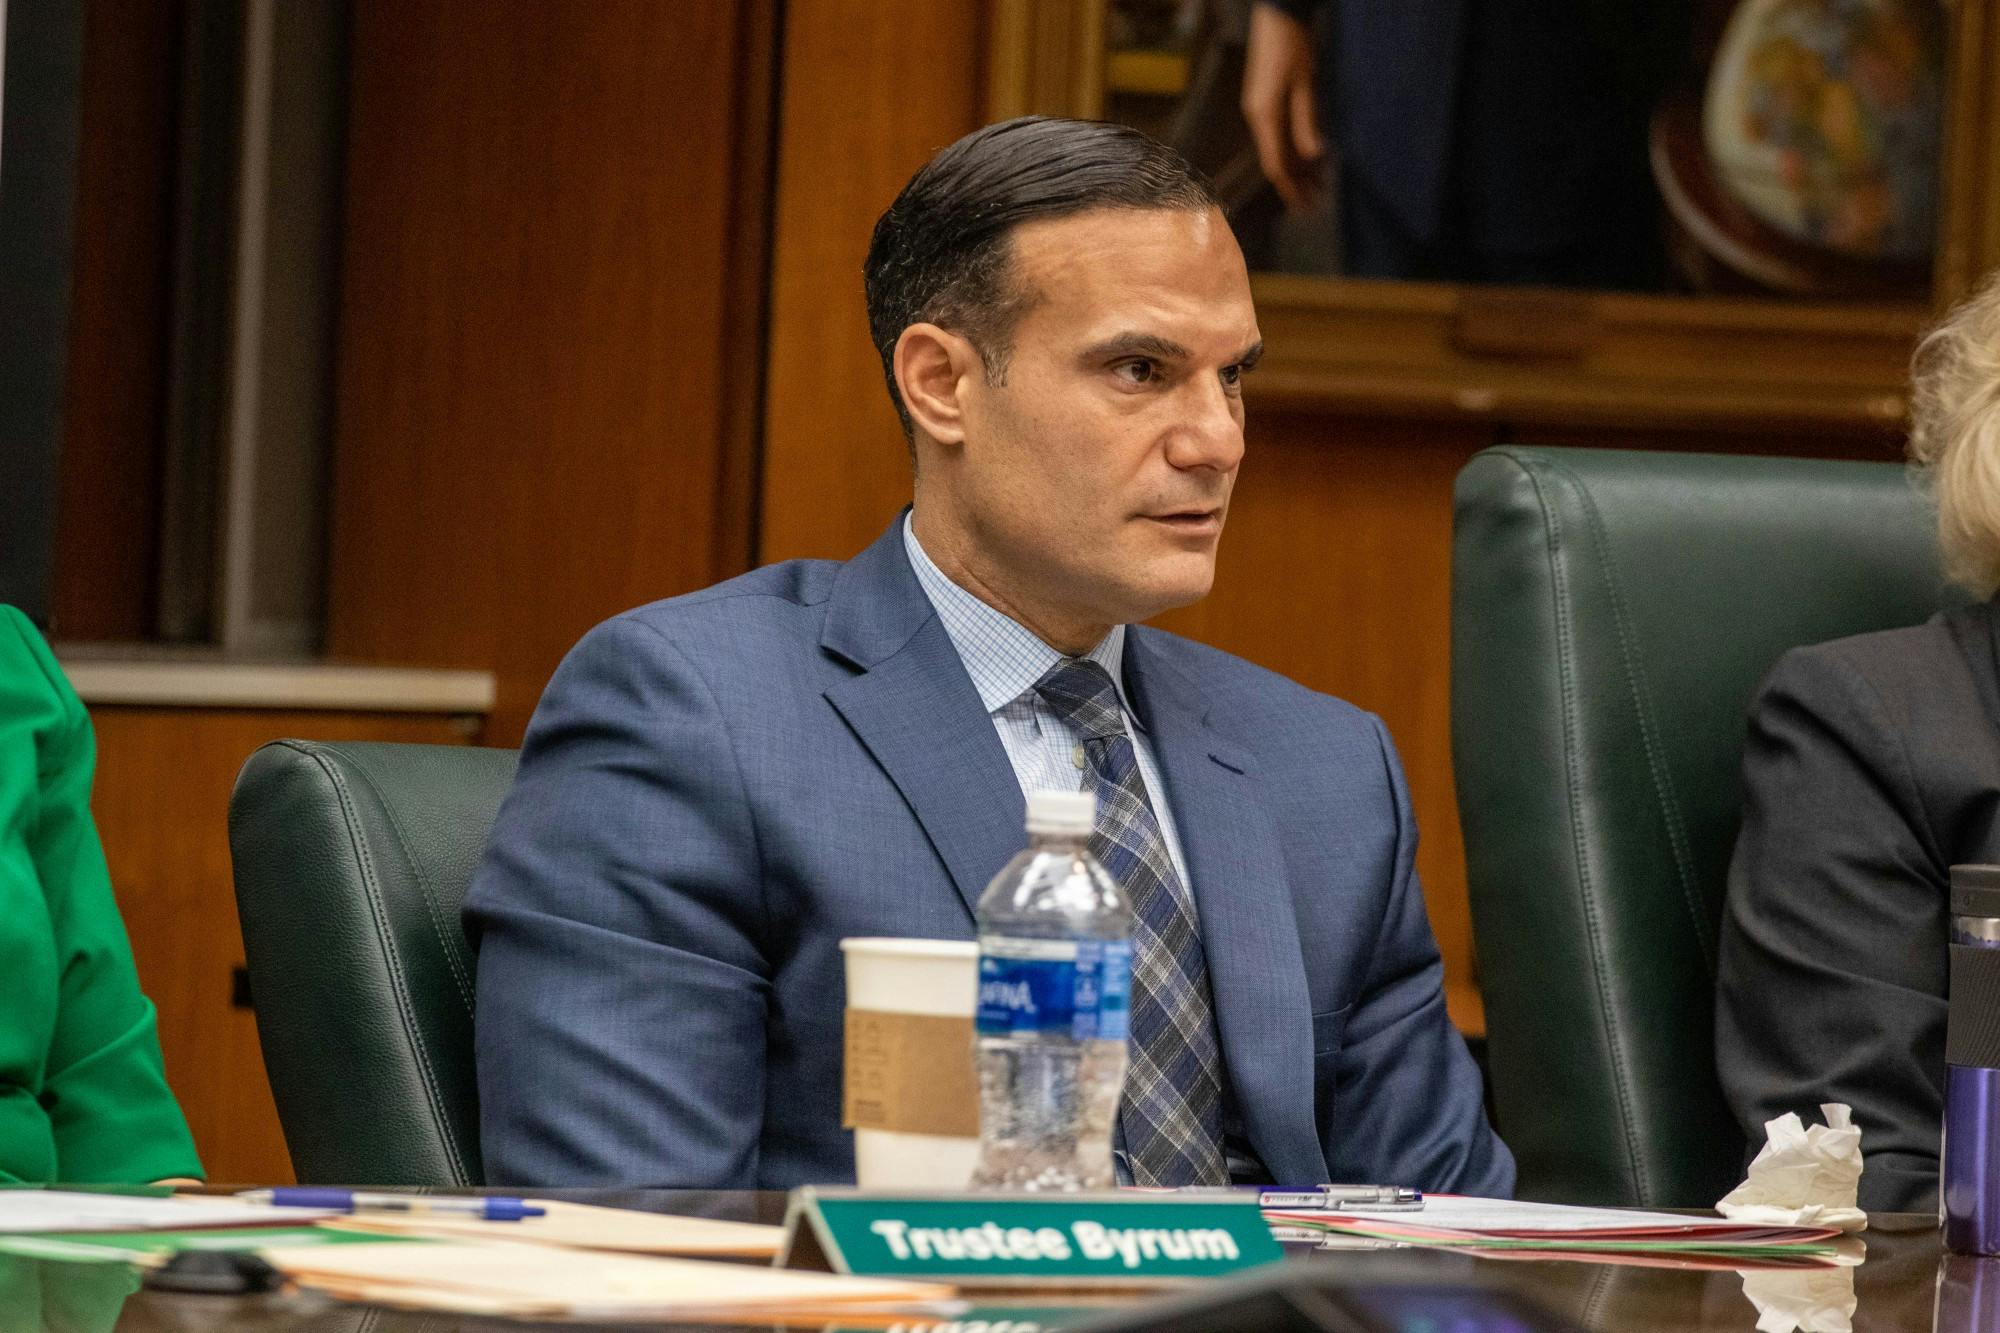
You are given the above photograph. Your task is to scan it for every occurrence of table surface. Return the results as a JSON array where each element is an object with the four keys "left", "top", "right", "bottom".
[{"left": 7, "top": 1189, "right": 1987, "bottom": 1332}]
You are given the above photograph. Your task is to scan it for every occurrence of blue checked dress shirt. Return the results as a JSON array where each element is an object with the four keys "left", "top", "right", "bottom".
[{"left": 901, "top": 515, "right": 1193, "bottom": 888}]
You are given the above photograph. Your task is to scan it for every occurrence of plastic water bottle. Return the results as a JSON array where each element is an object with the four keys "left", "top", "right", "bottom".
[{"left": 969, "top": 789, "right": 1134, "bottom": 1191}]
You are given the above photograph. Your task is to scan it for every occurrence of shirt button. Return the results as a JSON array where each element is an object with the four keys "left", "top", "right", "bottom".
[{"left": 1073, "top": 744, "right": 1087, "bottom": 769}]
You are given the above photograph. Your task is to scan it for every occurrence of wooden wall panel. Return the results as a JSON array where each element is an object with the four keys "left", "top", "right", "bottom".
[
  {"left": 327, "top": 1, "right": 772, "bottom": 743},
  {"left": 1522, "top": 422, "right": 1902, "bottom": 460},
  {"left": 757, "top": 0, "right": 989, "bottom": 562},
  {"left": 89, "top": 706, "right": 477, "bottom": 1186},
  {"left": 51, "top": 0, "right": 185, "bottom": 641}
]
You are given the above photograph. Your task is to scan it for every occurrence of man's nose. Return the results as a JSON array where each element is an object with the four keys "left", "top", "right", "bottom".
[{"left": 1168, "top": 377, "right": 1246, "bottom": 472}]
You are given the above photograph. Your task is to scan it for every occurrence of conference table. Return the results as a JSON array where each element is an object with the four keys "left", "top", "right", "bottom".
[{"left": 10, "top": 1189, "right": 1982, "bottom": 1331}]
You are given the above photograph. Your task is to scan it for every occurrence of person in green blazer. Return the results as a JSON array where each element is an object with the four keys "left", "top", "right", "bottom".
[{"left": 0, "top": 604, "right": 201, "bottom": 1183}]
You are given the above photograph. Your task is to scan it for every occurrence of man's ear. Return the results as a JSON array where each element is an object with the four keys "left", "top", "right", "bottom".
[{"left": 894, "top": 323, "right": 982, "bottom": 448}]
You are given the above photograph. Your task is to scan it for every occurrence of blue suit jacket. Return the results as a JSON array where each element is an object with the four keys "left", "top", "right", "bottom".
[{"left": 465, "top": 519, "right": 1514, "bottom": 1194}]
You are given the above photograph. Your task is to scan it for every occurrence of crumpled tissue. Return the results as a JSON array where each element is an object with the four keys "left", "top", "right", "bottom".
[{"left": 1716, "top": 1102, "right": 1868, "bottom": 1232}]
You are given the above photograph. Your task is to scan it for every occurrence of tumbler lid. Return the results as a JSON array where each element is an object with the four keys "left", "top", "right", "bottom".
[{"left": 1949, "top": 865, "right": 2000, "bottom": 918}]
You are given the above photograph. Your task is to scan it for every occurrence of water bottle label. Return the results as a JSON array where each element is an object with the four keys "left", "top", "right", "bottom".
[
  {"left": 977, "top": 938, "right": 1131, "bottom": 1041},
  {"left": 1081, "top": 939, "right": 1131, "bottom": 1043}
]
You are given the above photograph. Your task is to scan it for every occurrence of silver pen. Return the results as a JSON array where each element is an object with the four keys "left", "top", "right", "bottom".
[{"left": 1259, "top": 1184, "right": 1425, "bottom": 1212}]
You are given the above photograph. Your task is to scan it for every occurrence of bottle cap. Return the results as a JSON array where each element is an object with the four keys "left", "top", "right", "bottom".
[
  {"left": 1026, "top": 789, "right": 1095, "bottom": 838},
  {"left": 1951, "top": 865, "right": 2000, "bottom": 920}
]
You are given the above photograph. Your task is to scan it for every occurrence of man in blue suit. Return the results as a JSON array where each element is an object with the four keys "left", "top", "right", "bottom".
[{"left": 466, "top": 116, "right": 1513, "bottom": 1194}]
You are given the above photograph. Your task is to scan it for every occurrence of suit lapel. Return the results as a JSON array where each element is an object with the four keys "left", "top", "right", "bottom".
[
  {"left": 820, "top": 522, "right": 1322, "bottom": 1172},
  {"left": 820, "top": 517, "right": 1025, "bottom": 921},
  {"left": 1124, "top": 630, "right": 1324, "bottom": 1182}
]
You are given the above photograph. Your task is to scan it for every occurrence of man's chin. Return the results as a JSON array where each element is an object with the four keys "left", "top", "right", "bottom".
[{"left": 1118, "top": 569, "right": 1217, "bottom": 624}]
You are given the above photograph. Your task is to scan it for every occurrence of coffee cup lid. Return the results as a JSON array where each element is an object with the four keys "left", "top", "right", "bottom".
[{"left": 1950, "top": 865, "right": 2000, "bottom": 918}]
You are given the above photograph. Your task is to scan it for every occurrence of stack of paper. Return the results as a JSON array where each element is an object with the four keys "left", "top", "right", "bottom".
[
  {"left": 324, "top": 1198, "right": 783, "bottom": 1256},
  {"left": 258, "top": 1238, "right": 957, "bottom": 1319},
  {"left": 0, "top": 1191, "right": 331, "bottom": 1233},
  {"left": 1264, "top": 1196, "right": 1850, "bottom": 1267}
]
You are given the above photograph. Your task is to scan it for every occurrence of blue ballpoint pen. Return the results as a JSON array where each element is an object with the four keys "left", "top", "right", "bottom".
[{"left": 236, "top": 1187, "right": 545, "bottom": 1221}]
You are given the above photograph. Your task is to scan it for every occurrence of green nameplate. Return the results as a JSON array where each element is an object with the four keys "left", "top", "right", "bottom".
[{"left": 779, "top": 1188, "right": 1282, "bottom": 1288}]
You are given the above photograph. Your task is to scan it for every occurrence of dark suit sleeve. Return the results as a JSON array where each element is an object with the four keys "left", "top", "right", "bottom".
[
  {"left": 1717, "top": 644, "right": 1947, "bottom": 1213},
  {"left": 1325, "top": 713, "right": 1516, "bottom": 1197},
  {"left": 465, "top": 614, "right": 772, "bottom": 1187}
]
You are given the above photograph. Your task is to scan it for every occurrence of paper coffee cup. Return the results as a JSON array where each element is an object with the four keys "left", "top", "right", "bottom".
[{"left": 839, "top": 937, "right": 979, "bottom": 1189}]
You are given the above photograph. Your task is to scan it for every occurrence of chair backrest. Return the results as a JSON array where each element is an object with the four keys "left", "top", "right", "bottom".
[
  {"left": 1451, "top": 445, "right": 1960, "bottom": 1206},
  {"left": 228, "top": 739, "right": 518, "bottom": 1184}
]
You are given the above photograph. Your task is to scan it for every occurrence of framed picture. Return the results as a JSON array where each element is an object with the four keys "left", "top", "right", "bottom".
[{"left": 987, "top": 0, "right": 2000, "bottom": 435}]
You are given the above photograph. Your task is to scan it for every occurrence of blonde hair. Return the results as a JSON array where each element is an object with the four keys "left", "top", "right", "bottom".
[{"left": 1911, "top": 270, "right": 2000, "bottom": 595}]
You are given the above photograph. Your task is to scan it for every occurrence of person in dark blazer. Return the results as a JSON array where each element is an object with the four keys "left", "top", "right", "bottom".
[
  {"left": 1716, "top": 271, "right": 2000, "bottom": 1213},
  {"left": 1241, "top": 0, "right": 1690, "bottom": 285},
  {"left": 465, "top": 117, "right": 1512, "bottom": 1194}
]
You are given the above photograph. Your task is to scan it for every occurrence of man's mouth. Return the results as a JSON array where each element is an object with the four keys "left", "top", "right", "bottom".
[{"left": 1144, "top": 508, "right": 1223, "bottom": 532}]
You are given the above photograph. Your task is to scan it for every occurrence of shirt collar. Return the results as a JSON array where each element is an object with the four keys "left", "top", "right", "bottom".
[{"left": 902, "top": 512, "right": 1137, "bottom": 723}]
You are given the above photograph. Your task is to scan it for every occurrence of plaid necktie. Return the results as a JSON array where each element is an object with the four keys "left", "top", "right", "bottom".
[{"left": 1034, "top": 658, "right": 1229, "bottom": 1187}]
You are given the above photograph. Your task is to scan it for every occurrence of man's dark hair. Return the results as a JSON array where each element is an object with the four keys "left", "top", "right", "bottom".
[{"left": 863, "top": 116, "right": 1222, "bottom": 446}]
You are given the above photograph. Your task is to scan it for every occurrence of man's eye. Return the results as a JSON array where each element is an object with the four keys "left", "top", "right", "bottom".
[
  {"left": 1220, "top": 365, "right": 1242, "bottom": 388},
  {"left": 1114, "top": 359, "right": 1158, "bottom": 385}
]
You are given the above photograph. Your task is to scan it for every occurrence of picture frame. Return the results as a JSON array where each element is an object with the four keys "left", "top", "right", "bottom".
[{"left": 987, "top": 0, "right": 2000, "bottom": 434}]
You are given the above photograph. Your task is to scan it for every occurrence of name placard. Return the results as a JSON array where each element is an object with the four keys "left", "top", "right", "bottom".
[{"left": 778, "top": 1188, "right": 1282, "bottom": 1288}]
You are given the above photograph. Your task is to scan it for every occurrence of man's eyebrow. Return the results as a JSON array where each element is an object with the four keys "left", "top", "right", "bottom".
[
  {"left": 1080, "top": 332, "right": 1194, "bottom": 363},
  {"left": 1078, "top": 332, "right": 1265, "bottom": 368}
]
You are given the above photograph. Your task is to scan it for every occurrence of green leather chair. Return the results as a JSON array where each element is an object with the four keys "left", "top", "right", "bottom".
[
  {"left": 227, "top": 739, "right": 518, "bottom": 1185},
  {"left": 1452, "top": 445, "right": 1960, "bottom": 1207}
]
